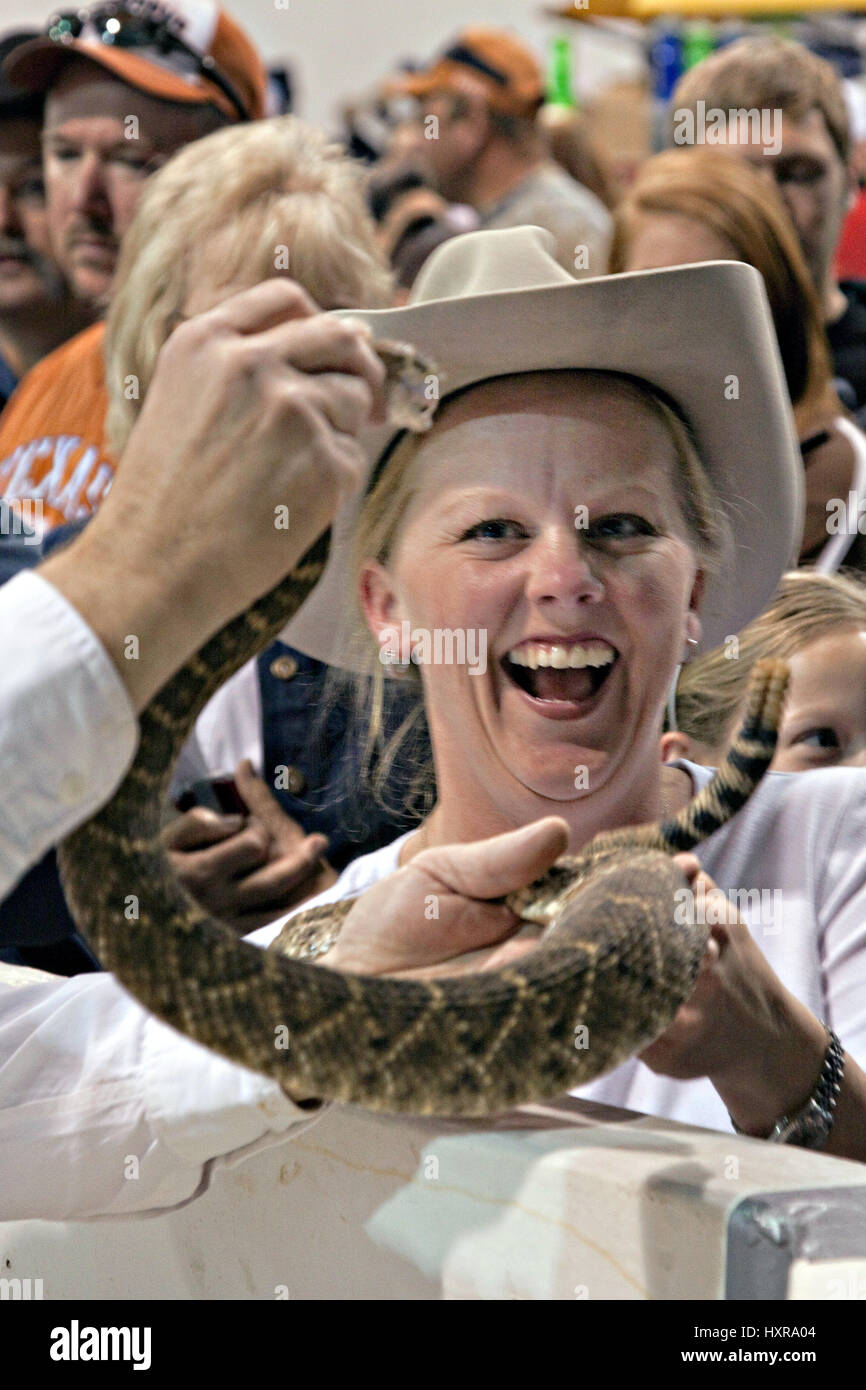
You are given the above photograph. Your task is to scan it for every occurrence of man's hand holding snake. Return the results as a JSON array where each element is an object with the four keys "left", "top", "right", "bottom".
[
  {"left": 315, "top": 832, "right": 840, "bottom": 1140},
  {"left": 40, "top": 280, "right": 386, "bottom": 712},
  {"left": 319, "top": 817, "right": 570, "bottom": 978}
]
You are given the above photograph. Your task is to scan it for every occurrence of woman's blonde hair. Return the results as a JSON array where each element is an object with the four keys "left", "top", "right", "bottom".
[
  {"left": 609, "top": 148, "right": 837, "bottom": 432},
  {"left": 104, "top": 115, "right": 394, "bottom": 454},
  {"left": 672, "top": 568, "right": 866, "bottom": 748},
  {"left": 345, "top": 370, "right": 731, "bottom": 814}
]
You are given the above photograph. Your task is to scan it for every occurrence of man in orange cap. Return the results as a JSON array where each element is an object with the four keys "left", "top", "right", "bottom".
[
  {"left": 389, "top": 28, "right": 610, "bottom": 278},
  {"left": 8, "top": 1, "right": 264, "bottom": 309},
  {"left": 0, "top": 0, "right": 265, "bottom": 532}
]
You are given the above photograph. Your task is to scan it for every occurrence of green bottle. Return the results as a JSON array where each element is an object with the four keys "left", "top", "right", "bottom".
[
  {"left": 682, "top": 22, "right": 715, "bottom": 72},
  {"left": 548, "top": 36, "right": 576, "bottom": 109}
]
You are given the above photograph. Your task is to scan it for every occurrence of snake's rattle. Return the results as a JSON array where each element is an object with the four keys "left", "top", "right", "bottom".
[{"left": 373, "top": 338, "right": 440, "bottom": 433}]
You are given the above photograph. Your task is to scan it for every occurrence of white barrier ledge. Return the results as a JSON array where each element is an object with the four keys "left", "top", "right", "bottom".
[{"left": 2, "top": 1096, "right": 866, "bottom": 1300}]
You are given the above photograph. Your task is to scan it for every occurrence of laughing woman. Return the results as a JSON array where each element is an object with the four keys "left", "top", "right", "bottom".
[{"left": 260, "top": 226, "right": 866, "bottom": 1159}]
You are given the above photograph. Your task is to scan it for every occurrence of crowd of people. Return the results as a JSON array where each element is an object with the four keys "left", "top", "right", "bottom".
[{"left": 1, "top": 1, "right": 866, "bottom": 1222}]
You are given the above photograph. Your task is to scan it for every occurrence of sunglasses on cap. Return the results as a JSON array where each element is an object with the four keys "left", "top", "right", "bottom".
[{"left": 44, "top": 1, "right": 250, "bottom": 122}]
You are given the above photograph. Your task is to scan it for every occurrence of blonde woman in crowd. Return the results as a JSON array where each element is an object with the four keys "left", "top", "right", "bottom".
[
  {"left": 610, "top": 148, "right": 866, "bottom": 572},
  {"left": 105, "top": 115, "right": 412, "bottom": 928},
  {"left": 104, "top": 114, "right": 393, "bottom": 453},
  {"left": 664, "top": 569, "right": 866, "bottom": 773}
]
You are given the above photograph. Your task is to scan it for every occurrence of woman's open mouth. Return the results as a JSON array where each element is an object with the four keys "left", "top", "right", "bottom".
[{"left": 500, "top": 638, "right": 618, "bottom": 717}]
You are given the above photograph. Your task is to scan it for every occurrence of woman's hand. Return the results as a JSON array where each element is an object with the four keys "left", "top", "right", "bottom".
[
  {"left": 639, "top": 855, "right": 828, "bottom": 1136},
  {"left": 322, "top": 817, "right": 570, "bottom": 978},
  {"left": 166, "top": 760, "right": 336, "bottom": 932}
]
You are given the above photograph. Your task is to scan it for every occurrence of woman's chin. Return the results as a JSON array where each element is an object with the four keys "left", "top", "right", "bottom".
[
  {"left": 504, "top": 748, "right": 614, "bottom": 804},
  {"left": 494, "top": 695, "right": 621, "bottom": 781}
]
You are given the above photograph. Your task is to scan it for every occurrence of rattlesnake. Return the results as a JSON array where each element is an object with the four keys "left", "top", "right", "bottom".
[{"left": 57, "top": 342, "right": 789, "bottom": 1116}]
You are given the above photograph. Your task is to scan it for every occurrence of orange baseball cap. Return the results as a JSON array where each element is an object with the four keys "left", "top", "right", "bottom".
[
  {"left": 390, "top": 28, "right": 544, "bottom": 119},
  {"left": 3, "top": 2, "right": 265, "bottom": 123}
]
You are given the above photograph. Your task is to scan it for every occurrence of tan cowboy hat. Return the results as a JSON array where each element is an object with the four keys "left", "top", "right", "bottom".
[{"left": 281, "top": 225, "right": 803, "bottom": 667}]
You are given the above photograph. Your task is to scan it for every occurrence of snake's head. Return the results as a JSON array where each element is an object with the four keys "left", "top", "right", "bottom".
[{"left": 374, "top": 338, "right": 441, "bottom": 434}]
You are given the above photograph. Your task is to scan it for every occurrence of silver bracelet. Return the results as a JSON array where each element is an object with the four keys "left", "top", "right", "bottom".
[{"left": 729, "top": 1025, "right": 845, "bottom": 1149}]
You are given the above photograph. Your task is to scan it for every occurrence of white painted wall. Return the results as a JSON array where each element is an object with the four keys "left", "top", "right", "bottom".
[{"left": 0, "top": 1, "right": 645, "bottom": 131}]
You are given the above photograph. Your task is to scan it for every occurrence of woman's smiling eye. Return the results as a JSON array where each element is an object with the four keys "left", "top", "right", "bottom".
[
  {"left": 460, "top": 518, "right": 527, "bottom": 542},
  {"left": 586, "top": 513, "right": 659, "bottom": 541},
  {"left": 793, "top": 726, "right": 840, "bottom": 751}
]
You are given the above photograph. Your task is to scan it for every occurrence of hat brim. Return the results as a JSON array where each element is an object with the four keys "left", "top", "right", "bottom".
[
  {"left": 281, "top": 258, "right": 803, "bottom": 669},
  {"left": 4, "top": 38, "right": 237, "bottom": 118},
  {"left": 384, "top": 62, "right": 538, "bottom": 118}
]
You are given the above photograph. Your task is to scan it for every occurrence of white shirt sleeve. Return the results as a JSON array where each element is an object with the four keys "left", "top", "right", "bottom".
[{"left": 0, "top": 570, "right": 139, "bottom": 898}]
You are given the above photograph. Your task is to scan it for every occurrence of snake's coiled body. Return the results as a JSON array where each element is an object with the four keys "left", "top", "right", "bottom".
[{"left": 57, "top": 347, "right": 790, "bottom": 1117}]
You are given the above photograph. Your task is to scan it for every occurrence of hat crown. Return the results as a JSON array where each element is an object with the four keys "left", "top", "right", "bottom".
[{"left": 409, "top": 225, "right": 576, "bottom": 306}]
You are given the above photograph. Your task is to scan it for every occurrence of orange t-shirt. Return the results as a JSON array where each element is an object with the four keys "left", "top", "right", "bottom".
[{"left": 0, "top": 322, "right": 115, "bottom": 533}]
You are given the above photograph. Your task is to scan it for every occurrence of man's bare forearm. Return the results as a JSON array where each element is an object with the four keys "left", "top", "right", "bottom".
[{"left": 39, "top": 523, "right": 232, "bottom": 714}]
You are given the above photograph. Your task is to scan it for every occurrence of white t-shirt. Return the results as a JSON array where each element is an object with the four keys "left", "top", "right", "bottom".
[
  {"left": 252, "top": 760, "right": 866, "bottom": 1136},
  {"left": 479, "top": 162, "right": 612, "bottom": 278}
]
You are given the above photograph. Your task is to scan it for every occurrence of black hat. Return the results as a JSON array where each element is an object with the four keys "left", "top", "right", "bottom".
[{"left": 0, "top": 32, "right": 42, "bottom": 115}]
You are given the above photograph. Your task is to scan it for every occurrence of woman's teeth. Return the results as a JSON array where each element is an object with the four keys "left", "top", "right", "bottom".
[
  {"left": 502, "top": 640, "right": 618, "bottom": 706},
  {"left": 507, "top": 641, "right": 616, "bottom": 671}
]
